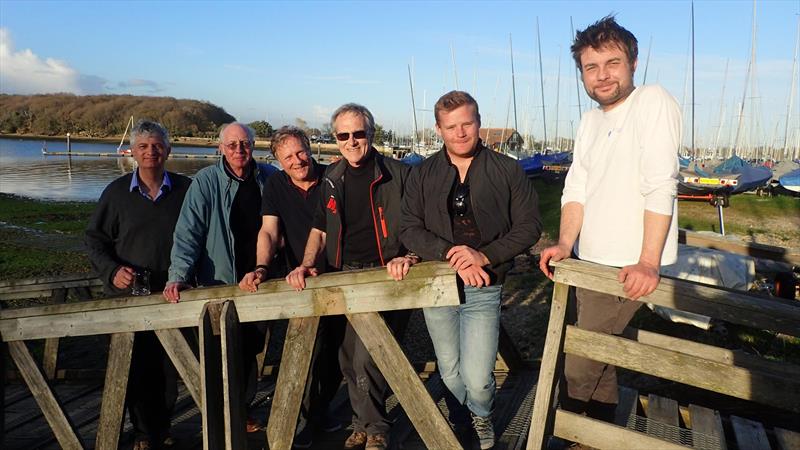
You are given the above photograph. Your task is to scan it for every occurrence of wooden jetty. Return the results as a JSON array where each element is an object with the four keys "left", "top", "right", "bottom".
[
  {"left": 2, "top": 231, "right": 799, "bottom": 449},
  {"left": 40, "top": 149, "right": 276, "bottom": 161}
]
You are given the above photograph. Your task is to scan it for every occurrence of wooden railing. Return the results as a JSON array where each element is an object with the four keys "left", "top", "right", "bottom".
[
  {"left": 0, "top": 262, "right": 463, "bottom": 450},
  {"left": 526, "top": 258, "right": 800, "bottom": 450}
]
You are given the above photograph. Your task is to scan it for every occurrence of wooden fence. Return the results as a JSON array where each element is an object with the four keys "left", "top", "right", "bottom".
[
  {"left": 526, "top": 258, "right": 800, "bottom": 450},
  {"left": 0, "top": 262, "right": 463, "bottom": 450}
]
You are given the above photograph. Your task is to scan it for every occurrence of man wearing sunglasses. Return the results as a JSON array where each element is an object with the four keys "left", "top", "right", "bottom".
[
  {"left": 286, "top": 103, "right": 415, "bottom": 450},
  {"left": 400, "top": 91, "right": 542, "bottom": 450},
  {"left": 164, "top": 122, "right": 278, "bottom": 436}
]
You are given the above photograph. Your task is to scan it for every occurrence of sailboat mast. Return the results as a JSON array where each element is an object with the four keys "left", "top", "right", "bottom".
[
  {"left": 536, "top": 17, "right": 548, "bottom": 151},
  {"left": 733, "top": 0, "right": 757, "bottom": 156},
  {"left": 642, "top": 35, "right": 653, "bottom": 85},
  {"left": 407, "top": 64, "right": 419, "bottom": 151},
  {"left": 510, "top": 34, "right": 519, "bottom": 158},
  {"left": 783, "top": 16, "right": 799, "bottom": 159},
  {"left": 691, "top": 0, "right": 696, "bottom": 158},
  {"left": 713, "top": 59, "right": 729, "bottom": 156},
  {"left": 451, "top": 44, "right": 459, "bottom": 90},
  {"left": 570, "top": 16, "right": 583, "bottom": 120},
  {"left": 554, "top": 48, "right": 561, "bottom": 151}
]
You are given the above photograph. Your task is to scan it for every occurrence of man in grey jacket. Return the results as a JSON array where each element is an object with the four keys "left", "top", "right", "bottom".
[
  {"left": 163, "top": 122, "right": 277, "bottom": 433},
  {"left": 400, "top": 91, "right": 542, "bottom": 450}
]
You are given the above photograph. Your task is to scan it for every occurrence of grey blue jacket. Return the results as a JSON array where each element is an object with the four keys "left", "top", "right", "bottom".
[{"left": 168, "top": 158, "right": 277, "bottom": 286}]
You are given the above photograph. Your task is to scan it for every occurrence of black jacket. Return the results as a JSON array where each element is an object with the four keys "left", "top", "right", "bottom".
[
  {"left": 400, "top": 143, "right": 542, "bottom": 283},
  {"left": 314, "top": 149, "right": 411, "bottom": 269}
]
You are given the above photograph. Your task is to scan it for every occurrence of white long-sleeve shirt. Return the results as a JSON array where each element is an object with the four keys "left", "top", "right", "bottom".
[{"left": 562, "top": 85, "right": 681, "bottom": 267}]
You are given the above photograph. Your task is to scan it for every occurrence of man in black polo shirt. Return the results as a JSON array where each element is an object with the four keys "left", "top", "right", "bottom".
[
  {"left": 86, "top": 120, "right": 191, "bottom": 450},
  {"left": 238, "top": 126, "right": 344, "bottom": 447},
  {"left": 286, "top": 104, "right": 415, "bottom": 450}
]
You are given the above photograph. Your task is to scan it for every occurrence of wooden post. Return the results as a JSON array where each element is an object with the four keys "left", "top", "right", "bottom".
[
  {"left": 43, "top": 287, "right": 68, "bottom": 380},
  {"left": 156, "top": 328, "right": 202, "bottom": 408},
  {"left": 266, "top": 316, "right": 320, "bottom": 450},
  {"left": 526, "top": 281, "right": 569, "bottom": 450},
  {"left": 1, "top": 340, "right": 6, "bottom": 444},
  {"left": 8, "top": 340, "right": 83, "bottom": 450},
  {"left": 200, "top": 301, "right": 225, "bottom": 450},
  {"left": 347, "top": 312, "right": 461, "bottom": 449},
  {"left": 95, "top": 332, "right": 135, "bottom": 450},
  {"left": 220, "top": 301, "right": 246, "bottom": 450}
]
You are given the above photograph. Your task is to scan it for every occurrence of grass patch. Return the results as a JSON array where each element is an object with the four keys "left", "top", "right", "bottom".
[
  {"left": 0, "top": 193, "right": 95, "bottom": 234},
  {"left": 0, "top": 239, "right": 91, "bottom": 280},
  {"left": 532, "top": 179, "right": 564, "bottom": 239}
]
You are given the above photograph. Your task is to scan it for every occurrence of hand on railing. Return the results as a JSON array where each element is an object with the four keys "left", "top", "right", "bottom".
[
  {"left": 457, "top": 266, "right": 491, "bottom": 288},
  {"left": 386, "top": 256, "right": 417, "bottom": 281},
  {"left": 239, "top": 268, "right": 267, "bottom": 292},
  {"left": 538, "top": 244, "right": 572, "bottom": 279},
  {"left": 163, "top": 281, "right": 191, "bottom": 303},
  {"left": 618, "top": 261, "right": 660, "bottom": 300},
  {"left": 286, "top": 266, "right": 319, "bottom": 291}
]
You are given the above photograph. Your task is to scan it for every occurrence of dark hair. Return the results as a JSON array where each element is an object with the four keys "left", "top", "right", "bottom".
[
  {"left": 571, "top": 15, "right": 638, "bottom": 70},
  {"left": 434, "top": 90, "right": 481, "bottom": 125},
  {"left": 270, "top": 126, "right": 311, "bottom": 157}
]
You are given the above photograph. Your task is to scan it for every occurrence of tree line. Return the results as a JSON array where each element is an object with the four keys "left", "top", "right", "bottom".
[{"left": 0, "top": 94, "right": 237, "bottom": 138}]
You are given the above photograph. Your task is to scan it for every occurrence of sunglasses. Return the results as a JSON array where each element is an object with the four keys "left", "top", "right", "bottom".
[
  {"left": 335, "top": 130, "right": 368, "bottom": 141},
  {"left": 224, "top": 140, "right": 253, "bottom": 151},
  {"left": 453, "top": 183, "right": 470, "bottom": 217}
]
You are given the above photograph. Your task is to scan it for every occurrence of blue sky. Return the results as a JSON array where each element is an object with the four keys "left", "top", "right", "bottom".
[{"left": 1, "top": 0, "right": 798, "bottom": 149}]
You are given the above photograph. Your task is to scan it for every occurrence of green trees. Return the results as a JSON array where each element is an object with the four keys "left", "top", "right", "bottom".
[
  {"left": 0, "top": 94, "right": 236, "bottom": 137},
  {"left": 248, "top": 120, "right": 273, "bottom": 138}
]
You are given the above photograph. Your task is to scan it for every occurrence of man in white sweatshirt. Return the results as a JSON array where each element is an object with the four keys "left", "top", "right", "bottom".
[{"left": 539, "top": 15, "right": 681, "bottom": 421}]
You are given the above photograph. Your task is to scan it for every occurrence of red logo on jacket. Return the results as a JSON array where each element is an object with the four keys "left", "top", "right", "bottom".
[{"left": 326, "top": 196, "right": 337, "bottom": 214}]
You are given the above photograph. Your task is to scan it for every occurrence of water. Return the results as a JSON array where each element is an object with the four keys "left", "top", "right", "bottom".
[{"left": 0, "top": 137, "right": 238, "bottom": 201}]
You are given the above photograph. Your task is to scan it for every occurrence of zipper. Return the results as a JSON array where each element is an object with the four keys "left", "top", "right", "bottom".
[
  {"left": 378, "top": 206, "right": 388, "bottom": 238},
  {"left": 369, "top": 174, "right": 386, "bottom": 265}
]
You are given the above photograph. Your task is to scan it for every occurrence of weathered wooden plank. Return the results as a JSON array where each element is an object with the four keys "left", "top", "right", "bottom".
[
  {"left": 551, "top": 259, "right": 800, "bottom": 336},
  {"left": 0, "top": 273, "right": 99, "bottom": 289},
  {"left": 347, "top": 311, "right": 461, "bottom": 450},
  {"left": 266, "top": 317, "right": 319, "bottom": 450},
  {"left": 0, "top": 277, "right": 101, "bottom": 294},
  {"left": 7, "top": 341, "right": 83, "bottom": 450},
  {"left": 0, "top": 262, "right": 459, "bottom": 341},
  {"left": 774, "top": 427, "right": 800, "bottom": 450},
  {"left": 526, "top": 282, "right": 569, "bottom": 450},
  {"left": 200, "top": 301, "right": 225, "bottom": 450},
  {"left": 645, "top": 394, "right": 680, "bottom": 441},
  {"left": 689, "top": 404, "right": 727, "bottom": 450},
  {"left": 730, "top": 416, "right": 770, "bottom": 450},
  {"left": 553, "top": 410, "right": 690, "bottom": 450},
  {"left": 220, "top": 301, "right": 246, "bottom": 450},
  {"left": 614, "top": 386, "right": 638, "bottom": 427},
  {"left": 95, "top": 332, "right": 134, "bottom": 450},
  {"left": 564, "top": 326, "right": 800, "bottom": 412},
  {"left": 155, "top": 328, "right": 202, "bottom": 408},
  {"left": 42, "top": 287, "right": 68, "bottom": 380},
  {"left": 623, "top": 327, "right": 800, "bottom": 380},
  {"left": 1, "top": 341, "right": 6, "bottom": 444},
  {"left": 679, "top": 228, "right": 800, "bottom": 265}
]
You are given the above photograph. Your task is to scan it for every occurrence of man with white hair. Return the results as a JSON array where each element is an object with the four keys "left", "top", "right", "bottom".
[{"left": 164, "top": 122, "right": 277, "bottom": 433}]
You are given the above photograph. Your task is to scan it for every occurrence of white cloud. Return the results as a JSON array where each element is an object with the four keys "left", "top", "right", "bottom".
[{"left": 0, "top": 28, "right": 108, "bottom": 94}]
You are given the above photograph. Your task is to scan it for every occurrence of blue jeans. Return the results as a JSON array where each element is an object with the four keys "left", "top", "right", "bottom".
[{"left": 423, "top": 284, "right": 502, "bottom": 418}]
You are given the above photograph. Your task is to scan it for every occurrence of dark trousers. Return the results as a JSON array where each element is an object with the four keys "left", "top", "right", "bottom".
[
  {"left": 241, "top": 322, "right": 267, "bottom": 408},
  {"left": 564, "top": 288, "right": 642, "bottom": 405},
  {"left": 339, "top": 310, "right": 410, "bottom": 434},
  {"left": 127, "top": 331, "right": 178, "bottom": 443},
  {"left": 300, "top": 315, "right": 347, "bottom": 429}
]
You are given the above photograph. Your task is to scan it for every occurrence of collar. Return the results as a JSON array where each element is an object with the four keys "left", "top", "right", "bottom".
[
  {"left": 130, "top": 169, "right": 171, "bottom": 201},
  {"left": 223, "top": 158, "right": 255, "bottom": 182}
]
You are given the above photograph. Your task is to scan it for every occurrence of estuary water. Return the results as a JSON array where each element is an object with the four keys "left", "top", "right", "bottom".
[{"left": 0, "top": 137, "right": 270, "bottom": 201}]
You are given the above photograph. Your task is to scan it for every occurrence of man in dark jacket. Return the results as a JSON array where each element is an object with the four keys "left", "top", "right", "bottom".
[
  {"left": 85, "top": 120, "right": 191, "bottom": 450},
  {"left": 400, "top": 91, "right": 542, "bottom": 450},
  {"left": 286, "top": 103, "right": 415, "bottom": 450}
]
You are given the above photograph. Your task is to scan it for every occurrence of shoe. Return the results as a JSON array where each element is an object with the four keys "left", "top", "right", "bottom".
[
  {"left": 162, "top": 435, "right": 176, "bottom": 447},
  {"left": 133, "top": 439, "right": 151, "bottom": 450},
  {"left": 246, "top": 417, "right": 264, "bottom": 433},
  {"left": 343, "top": 430, "right": 367, "bottom": 449},
  {"left": 293, "top": 421, "right": 313, "bottom": 449},
  {"left": 365, "top": 433, "right": 388, "bottom": 450},
  {"left": 471, "top": 413, "right": 495, "bottom": 450}
]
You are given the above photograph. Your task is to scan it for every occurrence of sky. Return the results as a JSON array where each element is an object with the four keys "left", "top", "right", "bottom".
[{"left": 1, "top": 0, "right": 798, "bottom": 150}]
